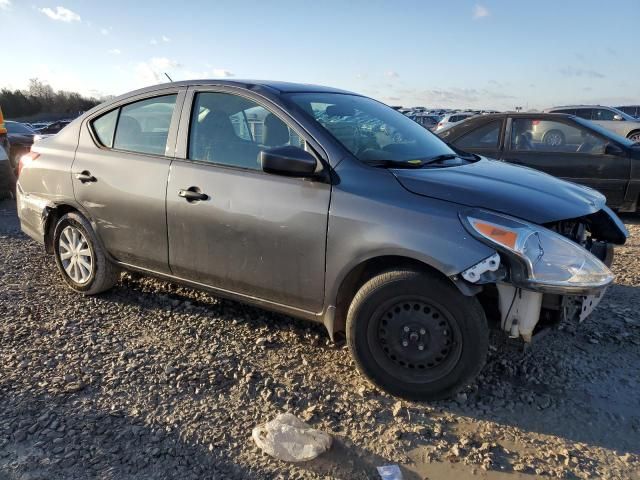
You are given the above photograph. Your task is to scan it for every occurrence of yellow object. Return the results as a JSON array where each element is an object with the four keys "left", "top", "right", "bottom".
[{"left": 0, "top": 106, "right": 6, "bottom": 134}]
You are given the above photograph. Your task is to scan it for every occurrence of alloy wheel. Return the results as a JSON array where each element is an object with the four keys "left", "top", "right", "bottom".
[{"left": 58, "top": 225, "right": 93, "bottom": 284}]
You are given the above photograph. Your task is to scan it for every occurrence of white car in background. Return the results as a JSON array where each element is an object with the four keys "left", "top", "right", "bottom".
[
  {"left": 545, "top": 105, "right": 640, "bottom": 143},
  {"left": 434, "top": 112, "right": 476, "bottom": 132}
]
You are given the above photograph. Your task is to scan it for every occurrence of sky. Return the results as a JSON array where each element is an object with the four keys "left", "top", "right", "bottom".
[{"left": 2, "top": 0, "right": 639, "bottom": 110}]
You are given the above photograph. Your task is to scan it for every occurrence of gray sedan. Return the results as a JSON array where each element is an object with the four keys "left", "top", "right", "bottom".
[{"left": 16, "top": 80, "right": 626, "bottom": 400}]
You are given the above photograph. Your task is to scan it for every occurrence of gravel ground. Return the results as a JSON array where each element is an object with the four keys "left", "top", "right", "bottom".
[{"left": 1, "top": 198, "right": 639, "bottom": 480}]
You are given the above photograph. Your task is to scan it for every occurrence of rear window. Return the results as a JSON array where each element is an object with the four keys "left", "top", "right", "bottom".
[{"left": 113, "top": 95, "right": 177, "bottom": 155}]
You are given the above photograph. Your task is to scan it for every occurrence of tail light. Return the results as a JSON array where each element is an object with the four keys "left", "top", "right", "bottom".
[
  {"left": 531, "top": 120, "right": 540, "bottom": 126},
  {"left": 18, "top": 152, "right": 39, "bottom": 178}
]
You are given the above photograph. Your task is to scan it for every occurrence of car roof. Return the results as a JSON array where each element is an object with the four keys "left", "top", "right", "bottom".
[
  {"left": 546, "top": 105, "right": 615, "bottom": 110},
  {"left": 468, "top": 112, "right": 573, "bottom": 119},
  {"left": 118, "top": 79, "right": 356, "bottom": 99}
]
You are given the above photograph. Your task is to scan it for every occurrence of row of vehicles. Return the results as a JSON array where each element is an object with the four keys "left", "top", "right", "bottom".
[
  {"left": 406, "top": 104, "right": 640, "bottom": 137},
  {"left": 14, "top": 80, "right": 629, "bottom": 401},
  {"left": 0, "top": 110, "right": 73, "bottom": 178}
]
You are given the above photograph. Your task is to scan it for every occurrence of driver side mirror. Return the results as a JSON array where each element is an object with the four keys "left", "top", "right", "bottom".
[
  {"left": 613, "top": 114, "right": 624, "bottom": 121},
  {"left": 260, "top": 146, "right": 318, "bottom": 177},
  {"left": 604, "top": 143, "right": 625, "bottom": 156}
]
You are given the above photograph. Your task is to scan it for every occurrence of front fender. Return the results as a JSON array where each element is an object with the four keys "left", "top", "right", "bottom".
[{"left": 323, "top": 159, "right": 495, "bottom": 315}]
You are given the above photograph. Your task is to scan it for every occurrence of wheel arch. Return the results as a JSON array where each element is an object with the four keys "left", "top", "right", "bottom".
[
  {"left": 43, "top": 202, "right": 106, "bottom": 255},
  {"left": 329, "top": 255, "right": 456, "bottom": 338},
  {"left": 626, "top": 129, "right": 640, "bottom": 140}
]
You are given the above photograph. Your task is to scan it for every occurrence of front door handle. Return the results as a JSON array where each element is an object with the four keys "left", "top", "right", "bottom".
[
  {"left": 75, "top": 171, "right": 96, "bottom": 183},
  {"left": 178, "top": 188, "right": 209, "bottom": 202}
]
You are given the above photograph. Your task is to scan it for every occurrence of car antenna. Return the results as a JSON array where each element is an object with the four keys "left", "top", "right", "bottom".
[{"left": 164, "top": 73, "right": 173, "bottom": 82}]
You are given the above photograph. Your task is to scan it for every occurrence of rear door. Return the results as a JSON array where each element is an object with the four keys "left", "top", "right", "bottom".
[
  {"left": 73, "top": 89, "right": 185, "bottom": 272},
  {"left": 502, "top": 116, "right": 630, "bottom": 207},
  {"left": 166, "top": 88, "right": 331, "bottom": 312}
]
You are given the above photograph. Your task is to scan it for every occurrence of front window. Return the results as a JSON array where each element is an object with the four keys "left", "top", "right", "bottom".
[
  {"left": 188, "top": 92, "right": 304, "bottom": 170},
  {"left": 511, "top": 118, "right": 607, "bottom": 154},
  {"left": 286, "top": 93, "right": 455, "bottom": 165}
]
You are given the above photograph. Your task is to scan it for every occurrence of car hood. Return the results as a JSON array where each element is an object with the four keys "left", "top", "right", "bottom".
[
  {"left": 392, "top": 158, "right": 606, "bottom": 224},
  {"left": 8, "top": 133, "right": 35, "bottom": 144}
]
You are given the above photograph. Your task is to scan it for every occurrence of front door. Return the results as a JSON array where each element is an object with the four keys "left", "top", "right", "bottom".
[
  {"left": 502, "top": 117, "right": 630, "bottom": 207},
  {"left": 166, "top": 90, "right": 331, "bottom": 312},
  {"left": 73, "top": 91, "right": 183, "bottom": 272}
]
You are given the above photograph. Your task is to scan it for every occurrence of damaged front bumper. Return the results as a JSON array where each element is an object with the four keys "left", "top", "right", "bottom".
[
  {"left": 456, "top": 251, "right": 612, "bottom": 342},
  {"left": 494, "top": 282, "right": 607, "bottom": 342}
]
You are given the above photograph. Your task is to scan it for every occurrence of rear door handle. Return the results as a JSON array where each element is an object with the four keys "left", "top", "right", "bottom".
[
  {"left": 75, "top": 171, "right": 96, "bottom": 183},
  {"left": 178, "top": 188, "right": 209, "bottom": 202}
]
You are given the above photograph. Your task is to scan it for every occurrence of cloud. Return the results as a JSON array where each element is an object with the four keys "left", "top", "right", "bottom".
[
  {"left": 135, "top": 57, "right": 180, "bottom": 85},
  {"left": 473, "top": 4, "right": 490, "bottom": 19},
  {"left": 212, "top": 69, "right": 234, "bottom": 78},
  {"left": 385, "top": 70, "right": 399, "bottom": 78},
  {"left": 0, "top": 0, "right": 11, "bottom": 11},
  {"left": 150, "top": 36, "right": 170, "bottom": 45},
  {"left": 558, "top": 66, "right": 605, "bottom": 79},
  {"left": 108, "top": 48, "right": 121, "bottom": 55},
  {"left": 100, "top": 27, "right": 111, "bottom": 35},
  {"left": 39, "top": 6, "right": 81, "bottom": 22}
]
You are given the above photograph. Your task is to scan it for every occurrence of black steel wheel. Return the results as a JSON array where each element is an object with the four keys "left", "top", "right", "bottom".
[
  {"left": 347, "top": 269, "right": 488, "bottom": 401},
  {"left": 372, "top": 298, "right": 463, "bottom": 384}
]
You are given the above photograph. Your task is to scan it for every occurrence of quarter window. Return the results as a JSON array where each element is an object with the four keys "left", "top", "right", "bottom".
[
  {"left": 455, "top": 120, "right": 502, "bottom": 149},
  {"left": 91, "top": 109, "right": 119, "bottom": 148},
  {"left": 112, "top": 94, "right": 177, "bottom": 155},
  {"left": 510, "top": 119, "right": 605, "bottom": 154},
  {"left": 188, "top": 92, "right": 304, "bottom": 170}
]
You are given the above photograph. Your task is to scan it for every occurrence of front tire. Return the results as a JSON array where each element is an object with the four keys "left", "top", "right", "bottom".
[
  {"left": 627, "top": 130, "right": 640, "bottom": 143},
  {"left": 346, "top": 269, "right": 488, "bottom": 401},
  {"left": 53, "top": 212, "right": 120, "bottom": 294}
]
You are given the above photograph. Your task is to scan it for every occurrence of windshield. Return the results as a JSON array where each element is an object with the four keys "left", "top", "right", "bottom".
[
  {"left": 6, "top": 121, "right": 35, "bottom": 135},
  {"left": 573, "top": 117, "right": 636, "bottom": 146},
  {"left": 286, "top": 93, "right": 456, "bottom": 163}
]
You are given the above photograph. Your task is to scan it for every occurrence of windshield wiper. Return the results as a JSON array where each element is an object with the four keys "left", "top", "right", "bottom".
[
  {"left": 422, "top": 153, "right": 458, "bottom": 165},
  {"left": 364, "top": 159, "right": 427, "bottom": 169}
]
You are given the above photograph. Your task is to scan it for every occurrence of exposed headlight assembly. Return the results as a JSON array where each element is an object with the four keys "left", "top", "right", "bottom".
[{"left": 460, "top": 210, "right": 613, "bottom": 292}]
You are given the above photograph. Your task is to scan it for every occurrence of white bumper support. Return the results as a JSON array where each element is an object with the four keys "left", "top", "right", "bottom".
[{"left": 496, "top": 283, "right": 544, "bottom": 342}]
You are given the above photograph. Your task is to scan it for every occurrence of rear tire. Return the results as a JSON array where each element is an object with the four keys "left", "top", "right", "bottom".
[
  {"left": 542, "top": 130, "right": 565, "bottom": 147},
  {"left": 53, "top": 212, "right": 120, "bottom": 295},
  {"left": 346, "top": 269, "right": 488, "bottom": 401}
]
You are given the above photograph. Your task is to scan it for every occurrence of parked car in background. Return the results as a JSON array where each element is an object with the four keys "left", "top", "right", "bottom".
[
  {"left": 5, "top": 121, "right": 36, "bottom": 171},
  {"left": 435, "top": 112, "right": 476, "bottom": 132},
  {"left": 409, "top": 113, "right": 441, "bottom": 131},
  {"left": 0, "top": 146, "right": 16, "bottom": 199},
  {"left": 615, "top": 105, "right": 640, "bottom": 119},
  {"left": 17, "top": 80, "right": 626, "bottom": 401},
  {"left": 36, "top": 120, "right": 72, "bottom": 136},
  {"left": 437, "top": 112, "right": 640, "bottom": 212},
  {"left": 0, "top": 106, "right": 9, "bottom": 157},
  {"left": 545, "top": 106, "right": 640, "bottom": 142}
]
